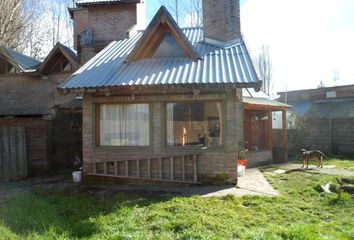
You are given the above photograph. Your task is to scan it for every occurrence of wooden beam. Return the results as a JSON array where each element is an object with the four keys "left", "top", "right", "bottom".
[
  {"left": 114, "top": 161, "right": 118, "bottom": 176},
  {"left": 125, "top": 160, "right": 129, "bottom": 177},
  {"left": 182, "top": 156, "right": 186, "bottom": 181},
  {"left": 193, "top": 155, "right": 197, "bottom": 182},
  {"left": 170, "top": 157, "right": 174, "bottom": 181},
  {"left": 268, "top": 110, "right": 273, "bottom": 151},
  {"left": 147, "top": 158, "right": 151, "bottom": 179},
  {"left": 282, "top": 110, "right": 288, "bottom": 162},
  {"left": 159, "top": 158, "right": 162, "bottom": 180},
  {"left": 103, "top": 162, "right": 107, "bottom": 175},
  {"left": 136, "top": 159, "right": 140, "bottom": 178}
]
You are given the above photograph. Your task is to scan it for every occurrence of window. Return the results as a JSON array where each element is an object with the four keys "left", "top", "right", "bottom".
[
  {"left": 99, "top": 104, "right": 150, "bottom": 146},
  {"left": 166, "top": 102, "right": 223, "bottom": 147}
]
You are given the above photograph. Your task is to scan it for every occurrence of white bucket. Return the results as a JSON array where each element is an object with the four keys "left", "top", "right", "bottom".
[
  {"left": 237, "top": 165, "right": 246, "bottom": 177},
  {"left": 72, "top": 171, "right": 82, "bottom": 183}
]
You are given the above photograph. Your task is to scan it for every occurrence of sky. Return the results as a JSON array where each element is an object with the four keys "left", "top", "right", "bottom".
[{"left": 146, "top": 0, "right": 354, "bottom": 94}]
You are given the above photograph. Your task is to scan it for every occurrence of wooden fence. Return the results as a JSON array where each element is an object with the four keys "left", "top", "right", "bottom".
[
  {"left": 89, "top": 154, "right": 200, "bottom": 184},
  {"left": 0, "top": 127, "right": 28, "bottom": 181}
]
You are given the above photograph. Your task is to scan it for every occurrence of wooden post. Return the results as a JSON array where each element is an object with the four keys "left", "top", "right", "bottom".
[
  {"left": 159, "top": 158, "right": 162, "bottom": 180},
  {"left": 93, "top": 162, "right": 97, "bottom": 174},
  {"left": 193, "top": 154, "right": 197, "bottom": 182},
  {"left": 2, "top": 127, "right": 10, "bottom": 181},
  {"left": 170, "top": 157, "right": 174, "bottom": 181},
  {"left": 282, "top": 110, "right": 288, "bottom": 162},
  {"left": 125, "top": 160, "right": 129, "bottom": 177},
  {"left": 182, "top": 156, "right": 186, "bottom": 181},
  {"left": 147, "top": 158, "right": 151, "bottom": 179},
  {"left": 103, "top": 162, "right": 107, "bottom": 175},
  {"left": 114, "top": 161, "right": 118, "bottom": 176},
  {"left": 268, "top": 111, "right": 273, "bottom": 151},
  {"left": 136, "top": 159, "right": 140, "bottom": 178}
]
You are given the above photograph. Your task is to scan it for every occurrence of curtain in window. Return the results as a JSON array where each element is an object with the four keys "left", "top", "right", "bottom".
[{"left": 100, "top": 104, "right": 149, "bottom": 146}]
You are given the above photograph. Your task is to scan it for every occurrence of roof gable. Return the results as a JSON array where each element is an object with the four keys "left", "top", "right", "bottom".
[
  {"left": 0, "top": 47, "right": 41, "bottom": 72},
  {"left": 125, "top": 6, "right": 201, "bottom": 63},
  {"left": 39, "top": 43, "right": 78, "bottom": 74}
]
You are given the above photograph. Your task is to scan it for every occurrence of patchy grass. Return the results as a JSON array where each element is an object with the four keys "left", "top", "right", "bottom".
[
  {"left": 290, "top": 157, "right": 354, "bottom": 171},
  {"left": 0, "top": 169, "right": 353, "bottom": 239}
]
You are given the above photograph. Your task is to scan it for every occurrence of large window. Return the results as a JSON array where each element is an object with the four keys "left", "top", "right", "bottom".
[
  {"left": 166, "top": 102, "right": 223, "bottom": 147},
  {"left": 99, "top": 104, "right": 150, "bottom": 146}
]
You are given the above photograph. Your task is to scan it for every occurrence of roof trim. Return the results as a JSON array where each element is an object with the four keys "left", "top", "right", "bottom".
[
  {"left": 76, "top": 0, "right": 140, "bottom": 7},
  {"left": 38, "top": 42, "right": 78, "bottom": 74},
  {"left": 0, "top": 47, "right": 40, "bottom": 72},
  {"left": 125, "top": 6, "right": 201, "bottom": 63}
]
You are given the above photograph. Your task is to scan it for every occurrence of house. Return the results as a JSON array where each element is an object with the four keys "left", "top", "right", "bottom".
[
  {"left": 60, "top": 0, "right": 289, "bottom": 184},
  {"left": 278, "top": 85, "right": 354, "bottom": 155},
  {"left": 0, "top": 43, "right": 81, "bottom": 179}
]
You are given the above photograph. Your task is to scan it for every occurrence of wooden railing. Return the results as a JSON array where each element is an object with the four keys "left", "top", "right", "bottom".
[{"left": 88, "top": 153, "right": 200, "bottom": 183}]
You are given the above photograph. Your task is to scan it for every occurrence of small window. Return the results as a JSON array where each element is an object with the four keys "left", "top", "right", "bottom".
[
  {"left": 326, "top": 91, "right": 336, "bottom": 98},
  {"left": 98, "top": 104, "right": 150, "bottom": 146},
  {"left": 166, "top": 102, "right": 223, "bottom": 147}
]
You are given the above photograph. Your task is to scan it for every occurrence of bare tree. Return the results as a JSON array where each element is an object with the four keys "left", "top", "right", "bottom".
[
  {"left": 160, "top": 0, "right": 203, "bottom": 27},
  {"left": 256, "top": 45, "right": 273, "bottom": 97},
  {"left": 0, "top": 0, "right": 32, "bottom": 49}
]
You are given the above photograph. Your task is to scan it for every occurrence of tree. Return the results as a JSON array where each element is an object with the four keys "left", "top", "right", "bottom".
[
  {"left": 256, "top": 45, "right": 273, "bottom": 97},
  {"left": 0, "top": 0, "right": 30, "bottom": 49},
  {"left": 160, "top": 0, "right": 203, "bottom": 27}
]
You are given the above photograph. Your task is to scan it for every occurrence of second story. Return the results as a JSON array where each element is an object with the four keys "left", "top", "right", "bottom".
[{"left": 69, "top": 0, "right": 146, "bottom": 64}]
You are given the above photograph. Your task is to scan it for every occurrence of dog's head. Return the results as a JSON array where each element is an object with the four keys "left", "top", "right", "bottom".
[{"left": 300, "top": 149, "right": 306, "bottom": 155}]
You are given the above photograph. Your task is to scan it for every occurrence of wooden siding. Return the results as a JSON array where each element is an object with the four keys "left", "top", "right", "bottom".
[{"left": 0, "top": 127, "right": 27, "bottom": 181}]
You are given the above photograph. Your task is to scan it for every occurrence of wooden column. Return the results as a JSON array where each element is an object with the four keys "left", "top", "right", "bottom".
[
  {"left": 282, "top": 110, "right": 288, "bottom": 162},
  {"left": 268, "top": 110, "right": 273, "bottom": 151}
]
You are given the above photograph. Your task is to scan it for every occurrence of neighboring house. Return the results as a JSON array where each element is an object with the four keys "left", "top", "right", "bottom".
[
  {"left": 278, "top": 85, "right": 354, "bottom": 155},
  {"left": 0, "top": 43, "right": 81, "bottom": 178},
  {"left": 60, "top": 0, "right": 288, "bottom": 184}
]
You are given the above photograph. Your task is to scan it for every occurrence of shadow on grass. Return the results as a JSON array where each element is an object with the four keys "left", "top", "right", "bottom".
[
  {"left": 284, "top": 168, "right": 322, "bottom": 175},
  {"left": 0, "top": 184, "right": 175, "bottom": 239}
]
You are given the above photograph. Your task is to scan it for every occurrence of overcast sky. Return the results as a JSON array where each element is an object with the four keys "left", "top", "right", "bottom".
[{"left": 146, "top": 0, "right": 354, "bottom": 94}]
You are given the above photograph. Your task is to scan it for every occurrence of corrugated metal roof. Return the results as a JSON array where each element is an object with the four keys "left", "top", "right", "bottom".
[
  {"left": 76, "top": 0, "right": 140, "bottom": 6},
  {"left": 60, "top": 28, "right": 260, "bottom": 90},
  {"left": 0, "top": 47, "right": 41, "bottom": 71},
  {"left": 243, "top": 97, "right": 290, "bottom": 108},
  {"left": 291, "top": 98, "right": 354, "bottom": 118}
]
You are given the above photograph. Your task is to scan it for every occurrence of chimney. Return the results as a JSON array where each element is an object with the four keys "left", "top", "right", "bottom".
[{"left": 203, "top": 0, "right": 241, "bottom": 44}]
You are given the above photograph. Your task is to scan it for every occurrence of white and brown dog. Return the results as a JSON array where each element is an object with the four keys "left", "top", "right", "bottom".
[{"left": 300, "top": 149, "right": 326, "bottom": 169}]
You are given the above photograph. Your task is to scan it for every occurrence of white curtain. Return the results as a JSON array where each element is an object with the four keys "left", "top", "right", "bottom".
[
  {"left": 166, "top": 103, "right": 175, "bottom": 146},
  {"left": 100, "top": 104, "right": 149, "bottom": 146}
]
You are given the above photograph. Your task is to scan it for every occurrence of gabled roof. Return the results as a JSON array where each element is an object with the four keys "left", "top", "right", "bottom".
[
  {"left": 0, "top": 47, "right": 41, "bottom": 72},
  {"left": 76, "top": 0, "right": 140, "bottom": 6},
  {"left": 59, "top": 7, "right": 261, "bottom": 92},
  {"left": 243, "top": 89, "right": 290, "bottom": 110},
  {"left": 126, "top": 6, "right": 200, "bottom": 62},
  {"left": 39, "top": 42, "right": 78, "bottom": 74}
]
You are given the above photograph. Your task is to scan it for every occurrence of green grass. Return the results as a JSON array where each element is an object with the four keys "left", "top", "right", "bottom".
[
  {"left": 0, "top": 161, "right": 353, "bottom": 239},
  {"left": 290, "top": 157, "right": 354, "bottom": 171}
]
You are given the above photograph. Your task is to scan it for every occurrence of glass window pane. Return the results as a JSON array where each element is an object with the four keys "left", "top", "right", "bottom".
[
  {"left": 99, "top": 104, "right": 149, "bottom": 146},
  {"left": 166, "top": 102, "right": 223, "bottom": 147}
]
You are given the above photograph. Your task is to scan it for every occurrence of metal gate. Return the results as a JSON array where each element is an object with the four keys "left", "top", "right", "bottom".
[{"left": 0, "top": 127, "right": 28, "bottom": 181}]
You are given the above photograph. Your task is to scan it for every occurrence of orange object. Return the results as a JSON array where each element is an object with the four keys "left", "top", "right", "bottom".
[{"left": 237, "top": 160, "right": 248, "bottom": 167}]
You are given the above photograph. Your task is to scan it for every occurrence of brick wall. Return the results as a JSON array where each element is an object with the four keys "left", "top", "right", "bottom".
[
  {"left": 82, "top": 90, "right": 243, "bottom": 183},
  {"left": 286, "top": 118, "right": 354, "bottom": 157},
  {"left": 203, "top": 0, "right": 241, "bottom": 42}
]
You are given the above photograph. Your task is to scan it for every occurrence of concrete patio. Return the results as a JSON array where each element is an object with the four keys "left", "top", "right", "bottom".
[{"left": 1, "top": 168, "right": 279, "bottom": 200}]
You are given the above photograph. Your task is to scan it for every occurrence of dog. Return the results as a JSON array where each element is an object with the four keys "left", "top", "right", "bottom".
[{"left": 300, "top": 149, "right": 326, "bottom": 169}]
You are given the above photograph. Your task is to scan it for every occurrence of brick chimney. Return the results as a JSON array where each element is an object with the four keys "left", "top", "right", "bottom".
[
  {"left": 203, "top": 0, "right": 241, "bottom": 44},
  {"left": 69, "top": 0, "right": 146, "bottom": 64}
]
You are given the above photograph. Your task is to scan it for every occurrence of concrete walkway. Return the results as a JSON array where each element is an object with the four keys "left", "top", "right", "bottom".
[
  {"left": 271, "top": 163, "right": 354, "bottom": 177},
  {"left": 1, "top": 168, "right": 279, "bottom": 199}
]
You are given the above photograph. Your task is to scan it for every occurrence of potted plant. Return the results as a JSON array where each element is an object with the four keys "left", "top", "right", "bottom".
[{"left": 237, "top": 141, "right": 248, "bottom": 167}]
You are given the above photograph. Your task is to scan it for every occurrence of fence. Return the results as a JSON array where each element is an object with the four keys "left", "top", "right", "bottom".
[
  {"left": 286, "top": 118, "right": 354, "bottom": 158},
  {"left": 0, "top": 126, "right": 28, "bottom": 181}
]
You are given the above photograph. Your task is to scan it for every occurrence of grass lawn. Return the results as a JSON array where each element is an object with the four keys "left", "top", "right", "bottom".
[{"left": 0, "top": 161, "right": 353, "bottom": 240}]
